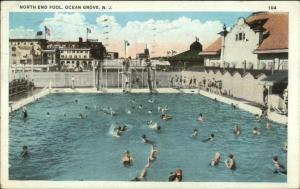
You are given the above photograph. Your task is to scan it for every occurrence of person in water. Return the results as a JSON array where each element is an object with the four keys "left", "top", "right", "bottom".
[
  {"left": 64, "top": 112, "right": 67, "bottom": 117},
  {"left": 142, "top": 134, "right": 149, "bottom": 143},
  {"left": 160, "top": 114, "right": 173, "bottom": 121},
  {"left": 198, "top": 113, "right": 204, "bottom": 123},
  {"left": 210, "top": 152, "right": 221, "bottom": 166},
  {"left": 231, "top": 103, "right": 237, "bottom": 109},
  {"left": 79, "top": 113, "right": 84, "bottom": 119},
  {"left": 75, "top": 99, "right": 78, "bottom": 104},
  {"left": 233, "top": 125, "right": 241, "bottom": 136},
  {"left": 148, "top": 110, "right": 153, "bottom": 114},
  {"left": 272, "top": 156, "right": 287, "bottom": 175},
  {"left": 252, "top": 127, "right": 261, "bottom": 135},
  {"left": 225, "top": 154, "right": 236, "bottom": 170},
  {"left": 115, "top": 126, "right": 122, "bottom": 136},
  {"left": 148, "top": 145, "right": 158, "bottom": 162},
  {"left": 266, "top": 122, "right": 272, "bottom": 129},
  {"left": 123, "top": 150, "right": 134, "bottom": 166},
  {"left": 283, "top": 142, "right": 288, "bottom": 153},
  {"left": 168, "top": 169, "right": 183, "bottom": 182},
  {"left": 21, "top": 145, "right": 29, "bottom": 158},
  {"left": 138, "top": 104, "right": 143, "bottom": 109},
  {"left": 22, "top": 107, "right": 28, "bottom": 118},
  {"left": 191, "top": 129, "right": 198, "bottom": 138},
  {"left": 131, "top": 163, "right": 150, "bottom": 181},
  {"left": 202, "top": 134, "right": 214, "bottom": 142},
  {"left": 46, "top": 112, "right": 50, "bottom": 117}
]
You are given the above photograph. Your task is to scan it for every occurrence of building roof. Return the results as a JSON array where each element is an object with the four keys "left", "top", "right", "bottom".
[
  {"left": 201, "top": 12, "right": 288, "bottom": 55},
  {"left": 169, "top": 49, "right": 203, "bottom": 62},
  {"left": 200, "top": 37, "right": 222, "bottom": 54},
  {"left": 247, "top": 12, "right": 288, "bottom": 51}
]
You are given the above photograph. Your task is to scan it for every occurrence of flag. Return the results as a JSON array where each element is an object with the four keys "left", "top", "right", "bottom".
[
  {"left": 44, "top": 26, "right": 50, "bottom": 36},
  {"left": 36, "top": 31, "right": 43, "bottom": 36},
  {"left": 87, "top": 28, "right": 92, "bottom": 33}
]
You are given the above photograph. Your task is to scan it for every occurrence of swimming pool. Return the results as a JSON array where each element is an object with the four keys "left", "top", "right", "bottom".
[{"left": 9, "top": 93, "right": 287, "bottom": 182}]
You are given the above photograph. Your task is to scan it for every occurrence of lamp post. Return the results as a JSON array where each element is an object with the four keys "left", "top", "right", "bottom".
[{"left": 218, "top": 24, "right": 228, "bottom": 70}]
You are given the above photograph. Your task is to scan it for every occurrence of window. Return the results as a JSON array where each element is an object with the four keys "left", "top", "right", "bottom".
[
  {"left": 74, "top": 55, "right": 77, "bottom": 58},
  {"left": 235, "top": 34, "right": 238, "bottom": 41},
  {"left": 72, "top": 50, "right": 75, "bottom": 53},
  {"left": 72, "top": 61, "right": 74, "bottom": 64},
  {"left": 69, "top": 55, "right": 72, "bottom": 58},
  {"left": 78, "top": 55, "right": 81, "bottom": 58},
  {"left": 80, "top": 51, "right": 83, "bottom": 53},
  {"left": 30, "top": 43, "right": 33, "bottom": 45},
  {"left": 61, "top": 55, "right": 64, "bottom": 58},
  {"left": 12, "top": 47, "right": 16, "bottom": 51},
  {"left": 239, "top": 33, "right": 243, "bottom": 40},
  {"left": 67, "top": 61, "right": 70, "bottom": 64},
  {"left": 61, "top": 50, "right": 64, "bottom": 53},
  {"left": 83, "top": 55, "right": 87, "bottom": 58},
  {"left": 236, "top": 32, "right": 246, "bottom": 41},
  {"left": 242, "top": 33, "right": 245, "bottom": 40}
]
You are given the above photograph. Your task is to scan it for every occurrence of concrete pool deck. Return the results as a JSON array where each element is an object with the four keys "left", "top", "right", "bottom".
[{"left": 9, "top": 87, "right": 288, "bottom": 125}]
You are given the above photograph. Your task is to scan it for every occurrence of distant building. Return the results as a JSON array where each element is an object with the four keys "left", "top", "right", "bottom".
[
  {"left": 200, "top": 12, "right": 288, "bottom": 70},
  {"left": 59, "top": 48, "right": 93, "bottom": 71},
  {"left": 9, "top": 38, "right": 48, "bottom": 65},
  {"left": 106, "top": 52, "right": 119, "bottom": 59},
  {"left": 168, "top": 40, "right": 203, "bottom": 67},
  {"left": 136, "top": 46, "right": 150, "bottom": 59}
]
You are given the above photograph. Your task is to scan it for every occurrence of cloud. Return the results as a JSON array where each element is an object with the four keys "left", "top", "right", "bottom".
[
  {"left": 9, "top": 26, "right": 35, "bottom": 39},
  {"left": 10, "top": 13, "right": 224, "bottom": 57}
]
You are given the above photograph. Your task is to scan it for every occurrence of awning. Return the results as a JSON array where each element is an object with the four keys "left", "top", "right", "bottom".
[{"left": 262, "top": 70, "right": 288, "bottom": 83}]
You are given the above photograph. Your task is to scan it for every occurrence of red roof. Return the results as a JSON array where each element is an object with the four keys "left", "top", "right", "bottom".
[
  {"left": 247, "top": 12, "right": 288, "bottom": 51},
  {"left": 202, "top": 12, "right": 288, "bottom": 53},
  {"left": 202, "top": 37, "right": 222, "bottom": 53}
]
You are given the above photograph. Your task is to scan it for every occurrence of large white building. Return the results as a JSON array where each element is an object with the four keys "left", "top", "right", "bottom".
[
  {"left": 59, "top": 48, "right": 93, "bottom": 71},
  {"left": 200, "top": 12, "right": 288, "bottom": 70},
  {"left": 9, "top": 39, "right": 48, "bottom": 65}
]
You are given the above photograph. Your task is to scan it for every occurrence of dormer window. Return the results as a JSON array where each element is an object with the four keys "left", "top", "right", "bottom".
[{"left": 236, "top": 32, "right": 246, "bottom": 41}]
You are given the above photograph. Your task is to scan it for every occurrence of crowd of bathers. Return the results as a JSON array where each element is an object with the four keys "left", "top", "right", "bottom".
[{"left": 19, "top": 96, "right": 287, "bottom": 181}]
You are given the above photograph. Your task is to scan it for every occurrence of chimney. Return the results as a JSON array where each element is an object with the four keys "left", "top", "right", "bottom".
[{"left": 79, "top": 37, "right": 83, "bottom": 43}]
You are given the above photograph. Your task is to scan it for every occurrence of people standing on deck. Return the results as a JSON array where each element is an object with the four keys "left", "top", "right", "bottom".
[
  {"left": 71, "top": 76, "right": 75, "bottom": 89},
  {"left": 189, "top": 77, "right": 193, "bottom": 88},
  {"left": 193, "top": 77, "right": 197, "bottom": 88},
  {"left": 225, "top": 154, "right": 236, "bottom": 170},
  {"left": 283, "top": 87, "right": 288, "bottom": 115},
  {"left": 263, "top": 86, "right": 268, "bottom": 105}
]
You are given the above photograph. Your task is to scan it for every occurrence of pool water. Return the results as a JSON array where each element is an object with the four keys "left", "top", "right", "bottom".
[{"left": 9, "top": 93, "right": 287, "bottom": 182}]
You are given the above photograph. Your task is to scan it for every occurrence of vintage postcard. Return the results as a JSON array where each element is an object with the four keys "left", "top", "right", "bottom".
[{"left": 1, "top": 1, "right": 299, "bottom": 189}]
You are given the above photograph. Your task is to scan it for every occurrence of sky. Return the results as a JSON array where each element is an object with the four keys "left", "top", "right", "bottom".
[{"left": 10, "top": 12, "right": 251, "bottom": 57}]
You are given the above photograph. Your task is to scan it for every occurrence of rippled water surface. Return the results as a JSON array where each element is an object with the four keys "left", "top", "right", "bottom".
[{"left": 9, "top": 93, "right": 287, "bottom": 182}]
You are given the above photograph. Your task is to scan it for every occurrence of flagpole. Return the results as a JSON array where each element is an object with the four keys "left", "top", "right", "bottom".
[
  {"left": 86, "top": 29, "right": 88, "bottom": 42},
  {"left": 124, "top": 40, "right": 126, "bottom": 58}
]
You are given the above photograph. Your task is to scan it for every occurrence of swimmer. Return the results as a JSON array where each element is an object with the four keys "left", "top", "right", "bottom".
[
  {"left": 131, "top": 162, "right": 150, "bottom": 181},
  {"left": 148, "top": 145, "right": 158, "bottom": 162},
  {"left": 64, "top": 112, "right": 67, "bottom": 117},
  {"left": 46, "top": 112, "right": 50, "bottom": 117},
  {"left": 148, "top": 110, "right": 153, "bottom": 114},
  {"left": 79, "top": 113, "right": 84, "bottom": 119},
  {"left": 161, "top": 114, "right": 173, "bottom": 121},
  {"left": 21, "top": 145, "right": 29, "bottom": 158},
  {"left": 127, "top": 109, "right": 132, "bottom": 114},
  {"left": 138, "top": 104, "right": 143, "bottom": 109},
  {"left": 191, "top": 128, "right": 198, "bottom": 138},
  {"left": 283, "top": 142, "right": 288, "bottom": 153},
  {"left": 169, "top": 169, "right": 182, "bottom": 182},
  {"left": 210, "top": 152, "right": 221, "bottom": 166},
  {"left": 148, "top": 99, "right": 155, "bottom": 103},
  {"left": 202, "top": 134, "right": 214, "bottom": 142},
  {"left": 161, "top": 105, "right": 169, "bottom": 114},
  {"left": 120, "top": 125, "right": 127, "bottom": 132},
  {"left": 252, "top": 127, "right": 261, "bottom": 135},
  {"left": 22, "top": 107, "right": 28, "bottom": 118},
  {"left": 114, "top": 126, "right": 122, "bottom": 136},
  {"left": 122, "top": 150, "right": 134, "bottom": 166},
  {"left": 109, "top": 107, "right": 116, "bottom": 116},
  {"left": 85, "top": 106, "right": 89, "bottom": 110},
  {"left": 266, "top": 122, "right": 272, "bottom": 129},
  {"left": 75, "top": 99, "right": 78, "bottom": 104},
  {"left": 225, "top": 154, "right": 236, "bottom": 170},
  {"left": 197, "top": 113, "right": 204, "bottom": 123},
  {"left": 231, "top": 103, "right": 237, "bottom": 109},
  {"left": 157, "top": 106, "right": 162, "bottom": 113},
  {"left": 272, "top": 156, "right": 287, "bottom": 175},
  {"left": 156, "top": 125, "right": 161, "bottom": 132},
  {"left": 233, "top": 125, "right": 241, "bottom": 136},
  {"left": 141, "top": 134, "right": 149, "bottom": 143}
]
